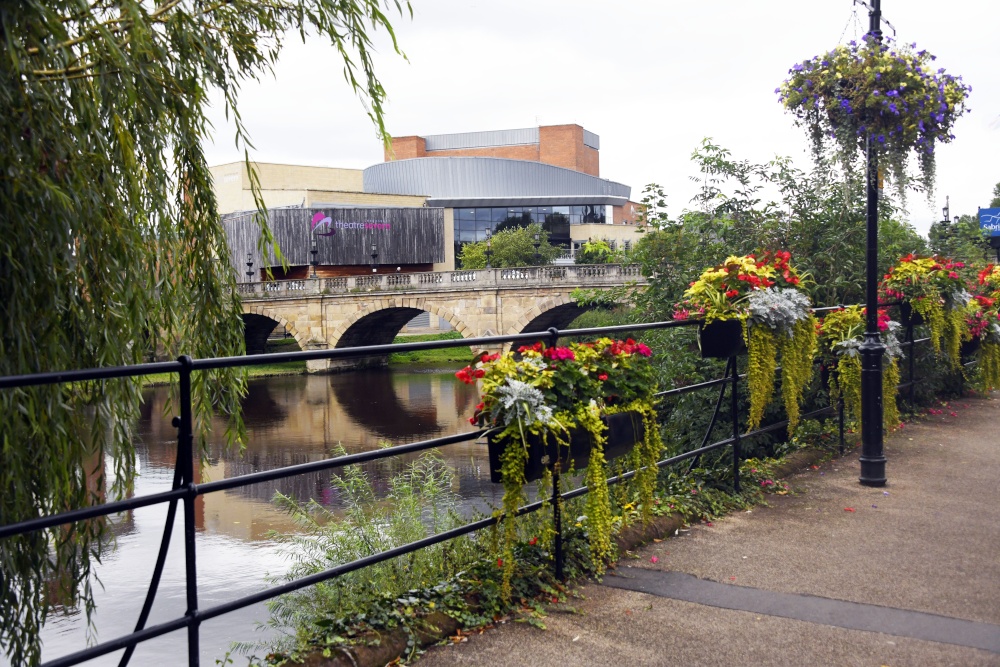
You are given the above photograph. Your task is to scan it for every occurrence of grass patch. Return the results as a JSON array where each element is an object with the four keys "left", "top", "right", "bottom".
[
  {"left": 141, "top": 360, "right": 306, "bottom": 387},
  {"left": 388, "top": 331, "right": 470, "bottom": 365}
]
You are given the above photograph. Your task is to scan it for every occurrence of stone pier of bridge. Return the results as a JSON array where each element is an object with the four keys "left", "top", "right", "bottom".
[{"left": 239, "top": 264, "right": 645, "bottom": 372}]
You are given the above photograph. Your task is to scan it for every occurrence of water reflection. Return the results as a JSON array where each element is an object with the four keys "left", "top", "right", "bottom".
[{"left": 38, "top": 365, "right": 501, "bottom": 667}]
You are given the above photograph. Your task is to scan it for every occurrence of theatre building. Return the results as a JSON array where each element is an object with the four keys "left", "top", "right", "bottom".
[{"left": 212, "top": 123, "right": 643, "bottom": 278}]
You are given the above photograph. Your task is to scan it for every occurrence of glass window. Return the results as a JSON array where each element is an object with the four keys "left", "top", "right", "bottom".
[
  {"left": 455, "top": 208, "right": 476, "bottom": 221},
  {"left": 458, "top": 229, "right": 476, "bottom": 243},
  {"left": 570, "top": 206, "right": 585, "bottom": 216},
  {"left": 492, "top": 207, "right": 508, "bottom": 222},
  {"left": 475, "top": 208, "right": 493, "bottom": 222},
  {"left": 476, "top": 219, "right": 494, "bottom": 233},
  {"left": 536, "top": 206, "right": 552, "bottom": 217},
  {"left": 553, "top": 206, "right": 570, "bottom": 216},
  {"left": 569, "top": 214, "right": 582, "bottom": 225},
  {"left": 458, "top": 219, "right": 476, "bottom": 233}
]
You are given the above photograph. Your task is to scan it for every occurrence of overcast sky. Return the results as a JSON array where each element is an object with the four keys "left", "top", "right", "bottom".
[{"left": 204, "top": 0, "right": 999, "bottom": 236}]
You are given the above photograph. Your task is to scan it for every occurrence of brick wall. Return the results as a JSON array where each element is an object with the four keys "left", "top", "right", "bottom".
[
  {"left": 386, "top": 124, "right": 600, "bottom": 176},
  {"left": 613, "top": 201, "right": 644, "bottom": 225}
]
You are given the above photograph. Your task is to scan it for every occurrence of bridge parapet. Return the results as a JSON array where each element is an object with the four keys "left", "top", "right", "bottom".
[{"left": 237, "top": 264, "right": 645, "bottom": 299}]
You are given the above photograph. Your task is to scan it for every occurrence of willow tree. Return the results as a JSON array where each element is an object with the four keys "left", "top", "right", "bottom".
[{"left": 0, "top": 1, "right": 408, "bottom": 663}]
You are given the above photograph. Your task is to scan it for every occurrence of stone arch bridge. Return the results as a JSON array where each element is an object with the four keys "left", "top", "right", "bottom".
[{"left": 239, "top": 265, "right": 645, "bottom": 372}]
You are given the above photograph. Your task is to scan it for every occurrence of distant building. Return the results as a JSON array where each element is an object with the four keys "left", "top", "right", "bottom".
[{"left": 211, "top": 123, "right": 643, "bottom": 276}]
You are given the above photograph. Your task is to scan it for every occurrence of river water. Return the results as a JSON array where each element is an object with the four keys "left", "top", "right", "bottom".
[{"left": 35, "top": 366, "right": 501, "bottom": 667}]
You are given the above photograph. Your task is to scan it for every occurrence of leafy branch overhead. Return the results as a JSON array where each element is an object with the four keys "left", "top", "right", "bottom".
[{"left": 0, "top": 2, "right": 409, "bottom": 664}]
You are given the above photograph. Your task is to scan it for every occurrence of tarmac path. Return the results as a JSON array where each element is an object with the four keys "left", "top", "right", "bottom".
[{"left": 419, "top": 395, "right": 1000, "bottom": 666}]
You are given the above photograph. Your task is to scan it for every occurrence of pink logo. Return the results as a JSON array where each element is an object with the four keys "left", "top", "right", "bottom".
[{"left": 311, "top": 211, "right": 335, "bottom": 236}]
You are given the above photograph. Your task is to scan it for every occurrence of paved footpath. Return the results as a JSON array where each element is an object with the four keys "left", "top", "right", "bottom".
[{"left": 420, "top": 396, "right": 1000, "bottom": 667}]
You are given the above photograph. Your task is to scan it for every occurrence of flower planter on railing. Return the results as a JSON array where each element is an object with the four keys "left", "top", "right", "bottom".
[
  {"left": 697, "top": 319, "right": 746, "bottom": 359},
  {"left": 486, "top": 411, "right": 645, "bottom": 484},
  {"left": 899, "top": 301, "right": 924, "bottom": 327}
]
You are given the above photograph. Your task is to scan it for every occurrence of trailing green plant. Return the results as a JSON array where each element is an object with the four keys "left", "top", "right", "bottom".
[{"left": 458, "top": 337, "right": 658, "bottom": 598}]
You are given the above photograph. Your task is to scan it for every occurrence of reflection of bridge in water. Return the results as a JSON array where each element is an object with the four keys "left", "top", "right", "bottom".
[
  {"left": 137, "top": 370, "right": 498, "bottom": 543},
  {"left": 238, "top": 264, "right": 645, "bottom": 371}
]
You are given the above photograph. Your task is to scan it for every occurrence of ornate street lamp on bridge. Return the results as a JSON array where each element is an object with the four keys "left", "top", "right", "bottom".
[
  {"left": 245, "top": 252, "right": 254, "bottom": 282},
  {"left": 370, "top": 242, "right": 379, "bottom": 273}
]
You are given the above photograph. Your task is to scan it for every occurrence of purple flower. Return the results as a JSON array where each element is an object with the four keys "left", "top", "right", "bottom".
[
  {"left": 888, "top": 103, "right": 898, "bottom": 113},
  {"left": 878, "top": 134, "right": 886, "bottom": 143}
]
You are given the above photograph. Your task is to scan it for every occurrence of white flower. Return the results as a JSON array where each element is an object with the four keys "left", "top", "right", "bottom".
[
  {"left": 495, "top": 379, "right": 553, "bottom": 427},
  {"left": 748, "top": 287, "right": 810, "bottom": 335}
]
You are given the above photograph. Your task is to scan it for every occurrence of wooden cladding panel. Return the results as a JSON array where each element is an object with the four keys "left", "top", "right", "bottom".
[{"left": 223, "top": 207, "right": 444, "bottom": 274}]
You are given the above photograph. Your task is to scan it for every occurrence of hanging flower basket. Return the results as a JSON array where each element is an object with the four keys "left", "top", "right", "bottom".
[
  {"left": 457, "top": 337, "right": 662, "bottom": 599},
  {"left": 882, "top": 254, "right": 969, "bottom": 366},
  {"left": 697, "top": 319, "right": 746, "bottom": 358},
  {"left": 675, "top": 252, "right": 816, "bottom": 433},
  {"left": 778, "top": 35, "right": 970, "bottom": 199},
  {"left": 486, "top": 411, "right": 645, "bottom": 484},
  {"left": 817, "top": 306, "right": 902, "bottom": 432}
]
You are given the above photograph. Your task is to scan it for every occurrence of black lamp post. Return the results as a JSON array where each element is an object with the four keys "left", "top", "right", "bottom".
[
  {"left": 370, "top": 242, "right": 378, "bottom": 273},
  {"left": 859, "top": 0, "right": 887, "bottom": 487},
  {"left": 245, "top": 252, "right": 254, "bottom": 282},
  {"left": 310, "top": 237, "right": 318, "bottom": 278},
  {"left": 485, "top": 230, "right": 492, "bottom": 269},
  {"left": 532, "top": 232, "right": 541, "bottom": 266}
]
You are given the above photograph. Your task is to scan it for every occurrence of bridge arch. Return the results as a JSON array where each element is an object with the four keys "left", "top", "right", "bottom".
[
  {"left": 505, "top": 295, "right": 590, "bottom": 339},
  {"left": 241, "top": 305, "right": 310, "bottom": 355},
  {"left": 330, "top": 298, "right": 473, "bottom": 352}
]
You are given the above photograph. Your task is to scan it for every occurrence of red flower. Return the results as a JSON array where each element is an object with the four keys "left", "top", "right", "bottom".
[
  {"left": 598, "top": 373, "right": 609, "bottom": 381},
  {"left": 528, "top": 536, "right": 538, "bottom": 546},
  {"left": 497, "top": 558, "right": 503, "bottom": 568},
  {"left": 725, "top": 289, "right": 739, "bottom": 298}
]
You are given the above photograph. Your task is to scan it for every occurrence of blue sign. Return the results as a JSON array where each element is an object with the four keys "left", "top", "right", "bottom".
[{"left": 981, "top": 208, "right": 1000, "bottom": 236}]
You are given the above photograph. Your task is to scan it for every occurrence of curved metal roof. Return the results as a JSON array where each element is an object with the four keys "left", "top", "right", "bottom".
[{"left": 363, "top": 157, "right": 631, "bottom": 202}]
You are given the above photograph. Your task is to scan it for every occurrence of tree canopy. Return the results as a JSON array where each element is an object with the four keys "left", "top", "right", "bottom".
[
  {"left": 0, "top": 1, "right": 408, "bottom": 663},
  {"left": 457, "top": 223, "right": 561, "bottom": 268},
  {"left": 633, "top": 140, "right": 928, "bottom": 316}
]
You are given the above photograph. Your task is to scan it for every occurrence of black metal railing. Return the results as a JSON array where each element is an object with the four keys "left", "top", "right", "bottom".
[{"left": 0, "top": 309, "right": 947, "bottom": 666}]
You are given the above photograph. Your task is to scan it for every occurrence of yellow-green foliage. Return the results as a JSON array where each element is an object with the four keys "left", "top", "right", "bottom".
[
  {"left": 631, "top": 404, "right": 665, "bottom": 525},
  {"left": 982, "top": 342, "right": 1000, "bottom": 392},
  {"left": 497, "top": 423, "right": 530, "bottom": 600},
  {"left": 746, "top": 324, "right": 779, "bottom": 431},
  {"left": 835, "top": 354, "right": 863, "bottom": 424},
  {"left": 943, "top": 306, "right": 966, "bottom": 368},
  {"left": 582, "top": 429, "right": 613, "bottom": 573},
  {"left": 914, "top": 296, "right": 945, "bottom": 355},
  {"left": 780, "top": 315, "right": 818, "bottom": 435},
  {"left": 883, "top": 357, "right": 901, "bottom": 432}
]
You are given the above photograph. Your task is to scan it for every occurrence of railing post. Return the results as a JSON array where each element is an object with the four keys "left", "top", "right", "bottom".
[
  {"left": 907, "top": 321, "right": 916, "bottom": 407},
  {"left": 546, "top": 327, "right": 564, "bottom": 581},
  {"left": 730, "top": 356, "right": 741, "bottom": 493},
  {"left": 177, "top": 356, "right": 200, "bottom": 666}
]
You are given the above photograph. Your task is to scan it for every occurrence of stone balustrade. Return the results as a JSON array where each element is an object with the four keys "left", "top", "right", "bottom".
[{"left": 237, "top": 264, "right": 644, "bottom": 299}]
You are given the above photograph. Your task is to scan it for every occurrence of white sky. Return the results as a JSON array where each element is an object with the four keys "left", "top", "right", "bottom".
[{"left": 204, "top": 0, "right": 999, "bottom": 236}]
